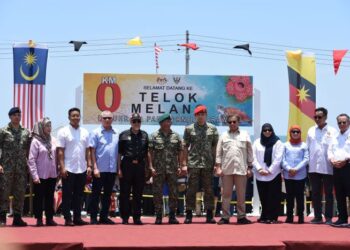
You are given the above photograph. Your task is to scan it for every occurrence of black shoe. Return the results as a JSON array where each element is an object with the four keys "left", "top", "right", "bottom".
[
  {"left": 65, "top": 219, "right": 74, "bottom": 226},
  {"left": 46, "top": 219, "right": 58, "bottom": 226},
  {"left": 325, "top": 218, "right": 333, "bottom": 225},
  {"left": 73, "top": 218, "right": 89, "bottom": 226},
  {"left": 90, "top": 218, "right": 99, "bottom": 225},
  {"left": 331, "top": 219, "right": 348, "bottom": 227},
  {"left": 257, "top": 218, "right": 266, "bottom": 223},
  {"left": 298, "top": 216, "right": 304, "bottom": 224},
  {"left": 36, "top": 218, "right": 44, "bottom": 227},
  {"left": 0, "top": 212, "right": 6, "bottom": 227},
  {"left": 237, "top": 217, "right": 252, "bottom": 224},
  {"left": 155, "top": 213, "right": 162, "bottom": 225},
  {"left": 184, "top": 210, "right": 193, "bottom": 224},
  {"left": 285, "top": 217, "right": 293, "bottom": 223},
  {"left": 133, "top": 218, "right": 143, "bottom": 225},
  {"left": 122, "top": 219, "right": 129, "bottom": 225},
  {"left": 310, "top": 217, "right": 323, "bottom": 224},
  {"left": 168, "top": 212, "right": 179, "bottom": 224},
  {"left": 99, "top": 218, "right": 115, "bottom": 225},
  {"left": 217, "top": 218, "right": 229, "bottom": 225},
  {"left": 206, "top": 210, "right": 216, "bottom": 224},
  {"left": 12, "top": 214, "right": 27, "bottom": 227}
]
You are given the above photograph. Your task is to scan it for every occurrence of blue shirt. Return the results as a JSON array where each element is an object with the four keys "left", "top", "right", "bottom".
[
  {"left": 282, "top": 141, "right": 309, "bottom": 180},
  {"left": 89, "top": 126, "right": 119, "bottom": 173}
]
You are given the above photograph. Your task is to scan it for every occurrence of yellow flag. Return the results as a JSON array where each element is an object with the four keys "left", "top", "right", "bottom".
[{"left": 127, "top": 36, "right": 143, "bottom": 46}]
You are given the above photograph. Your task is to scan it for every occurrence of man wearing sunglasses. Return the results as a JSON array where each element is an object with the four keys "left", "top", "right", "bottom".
[
  {"left": 118, "top": 113, "right": 148, "bottom": 225},
  {"left": 215, "top": 114, "right": 253, "bottom": 225},
  {"left": 306, "top": 107, "right": 336, "bottom": 224},
  {"left": 89, "top": 111, "right": 119, "bottom": 225},
  {"left": 328, "top": 113, "right": 350, "bottom": 227},
  {"left": 182, "top": 105, "right": 219, "bottom": 224}
]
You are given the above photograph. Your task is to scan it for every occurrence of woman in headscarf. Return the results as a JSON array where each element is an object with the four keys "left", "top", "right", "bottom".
[
  {"left": 253, "top": 123, "right": 284, "bottom": 223},
  {"left": 28, "top": 118, "right": 58, "bottom": 226},
  {"left": 282, "top": 125, "right": 309, "bottom": 224}
]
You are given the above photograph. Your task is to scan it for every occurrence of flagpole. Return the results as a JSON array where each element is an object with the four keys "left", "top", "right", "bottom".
[
  {"left": 185, "top": 30, "right": 189, "bottom": 75},
  {"left": 154, "top": 43, "right": 158, "bottom": 74}
]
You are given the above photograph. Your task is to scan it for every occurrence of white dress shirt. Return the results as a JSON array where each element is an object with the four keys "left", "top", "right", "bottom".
[
  {"left": 57, "top": 124, "right": 90, "bottom": 174},
  {"left": 253, "top": 139, "right": 284, "bottom": 181},
  {"left": 328, "top": 128, "right": 350, "bottom": 162},
  {"left": 307, "top": 124, "right": 336, "bottom": 175}
]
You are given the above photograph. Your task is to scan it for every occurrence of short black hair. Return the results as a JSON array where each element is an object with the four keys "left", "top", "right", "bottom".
[
  {"left": 337, "top": 113, "right": 350, "bottom": 121},
  {"left": 68, "top": 107, "right": 80, "bottom": 116},
  {"left": 315, "top": 107, "right": 328, "bottom": 116},
  {"left": 226, "top": 114, "right": 241, "bottom": 123}
]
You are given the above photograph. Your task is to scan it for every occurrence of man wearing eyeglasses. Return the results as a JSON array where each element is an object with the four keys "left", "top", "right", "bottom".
[
  {"left": 328, "top": 113, "right": 350, "bottom": 227},
  {"left": 118, "top": 113, "right": 148, "bottom": 225},
  {"left": 89, "top": 111, "right": 118, "bottom": 225},
  {"left": 306, "top": 107, "right": 337, "bottom": 224},
  {"left": 215, "top": 114, "right": 253, "bottom": 225}
]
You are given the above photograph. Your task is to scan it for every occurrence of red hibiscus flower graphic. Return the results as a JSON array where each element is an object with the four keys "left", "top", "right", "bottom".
[{"left": 226, "top": 76, "right": 253, "bottom": 102}]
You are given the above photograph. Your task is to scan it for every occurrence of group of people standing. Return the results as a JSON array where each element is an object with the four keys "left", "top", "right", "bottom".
[{"left": 0, "top": 105, "right": 349, "bottom": 228}]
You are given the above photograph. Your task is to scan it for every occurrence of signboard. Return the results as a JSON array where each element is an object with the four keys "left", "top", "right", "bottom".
[{"left": 83, "top": 73, "right": 253, "bottom": 126}]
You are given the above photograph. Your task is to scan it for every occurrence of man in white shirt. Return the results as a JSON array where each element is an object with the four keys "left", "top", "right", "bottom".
[
  {"left": 215, "top": 114, "right": 253, "bottom": 225},
  {"left": 328, "top": 113, "right": 350, "bottom": 227},
  {"left": 307, "top": 107, "right": 336, "bottom": 224},
  {"left": 57, "top": 107, "right": 91, "bottom": 226}
]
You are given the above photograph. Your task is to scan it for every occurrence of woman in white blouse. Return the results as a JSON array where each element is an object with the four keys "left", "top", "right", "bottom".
[{"left": 253, "top": 123, "right": 284, "bottom": 224}]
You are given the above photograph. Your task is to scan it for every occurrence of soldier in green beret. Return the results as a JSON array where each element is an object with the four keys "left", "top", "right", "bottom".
[
  {"left": 0, "top": 107, "right": 31, "bottom": 227},
  {"left": 148, "top": 113, "right": 183, "bottom": 224}
]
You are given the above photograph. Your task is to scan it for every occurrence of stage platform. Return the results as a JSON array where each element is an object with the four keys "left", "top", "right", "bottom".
[{"left": 1, "top": 216, "right": 350, "bottom": 250}]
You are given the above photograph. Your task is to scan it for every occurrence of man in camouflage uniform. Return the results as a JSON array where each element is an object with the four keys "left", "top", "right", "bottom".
[
  {"left": 182, "top": 105, "right": 219, "bottom": 224},
  {"left": 149, "top": 113, "right": 183, "bottom": 224},
  {"left": 0, "top": 107, "right": 31, "bottom": 227}
]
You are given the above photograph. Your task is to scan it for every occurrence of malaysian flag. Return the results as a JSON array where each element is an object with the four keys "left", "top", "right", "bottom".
[
  {"left": 154, "top": 43, "right": 163, "bottom": 74},
  {"left": 13, "top": 42, "right": 48, "bottom": 130}
]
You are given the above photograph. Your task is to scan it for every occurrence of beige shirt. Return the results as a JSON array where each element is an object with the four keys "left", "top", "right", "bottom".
[{"left": 216, "top": 129, "right": 253, "bottom": 175}]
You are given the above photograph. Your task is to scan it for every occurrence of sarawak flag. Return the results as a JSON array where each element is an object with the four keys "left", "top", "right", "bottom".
[
  {"left": 13, "top": 43, "right": 48, "bottom": 130},
  {"left": 286, "top": 50, "right": 316, "bottom": 141}
]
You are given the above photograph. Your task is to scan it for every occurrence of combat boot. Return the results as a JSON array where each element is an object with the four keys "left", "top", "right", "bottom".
[
  {"left": 206, "top": 209, "right": 216, "bottom": 224},
  {"left": 12, "top": 214, "right": 27, "bottom": 227},
  {"left": 168, "top": 211, "right": 179, "bottom": 224},
  {"left": 155, "top": 212, "right": 162, "bottom": 225},
  {"left": 0, "top": 212, "right": 6, "bottom": 227},
  {"left": 184, "top": 210, "right": 192, "bottom": 224}
]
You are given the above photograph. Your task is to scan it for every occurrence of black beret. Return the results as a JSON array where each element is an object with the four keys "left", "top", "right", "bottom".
[{"left": 8, "top": 107, "right": 21, "bottom": 116}]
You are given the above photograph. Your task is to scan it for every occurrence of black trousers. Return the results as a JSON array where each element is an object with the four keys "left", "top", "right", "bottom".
[
  {"left": 285, "top": 178, "right": 305, "bottom": 217},
  {"left": 33, "top": 178, "right": 56, "bottom": 220},
  {"left": 309, "top": 173, "right": 333, "bottom": 219},
  {"left": 334, "top": 165, "right": 350, "bottom": 222},
  {"left": 257, "top": 174, "right": 282, "bottom": 221},
  {"left": 90, "top": 172, "right": 116, "bottom": 220},
  {"left": 119, "top": 161, "right": 145, "bottom": 220},
  {"left": 62, "top": 171, "right": 86, "bottom": 221}
]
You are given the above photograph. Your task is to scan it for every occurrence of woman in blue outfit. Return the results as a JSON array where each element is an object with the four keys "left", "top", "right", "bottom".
[{"left": 282, "top": 125, "right": 309, "bottom": 224}]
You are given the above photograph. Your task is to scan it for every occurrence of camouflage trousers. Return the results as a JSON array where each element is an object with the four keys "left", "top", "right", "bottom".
[
  {"left": 153, "top": 173, "right": 178, "bottom": 214},
  {"left": 185, "top": 168, "right": 214, "bottom": 211},
  {"left": 0, "top": 171, "right": 27, "bottom": 214}
]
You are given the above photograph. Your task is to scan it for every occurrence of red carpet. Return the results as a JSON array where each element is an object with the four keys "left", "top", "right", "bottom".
[{"left": 1, "top": 216, "right": 350, "bottom": 250}]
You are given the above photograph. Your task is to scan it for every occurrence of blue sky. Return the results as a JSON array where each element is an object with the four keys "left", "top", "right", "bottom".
[{"left": 0, "top": 0, "right": 349, "bottom": 137}]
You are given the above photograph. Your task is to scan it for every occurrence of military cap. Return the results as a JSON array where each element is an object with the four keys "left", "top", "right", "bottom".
[
  {"left": 158, "top": 113, "right": 171, "bottom": 124},
  {"left": 8, "top": 107, "right": 21, "bottom": 116},
  {"left": 130, "top": 113, "right": 142, "bottom": 121}
]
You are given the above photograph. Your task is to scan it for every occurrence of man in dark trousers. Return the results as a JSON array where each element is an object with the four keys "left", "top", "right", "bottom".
[
  {"left": 328, "top": 113, "right": 350, "bottom": 227},
  {"left": 118, "top": 113, "right": 148, "bottom": 225}
]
